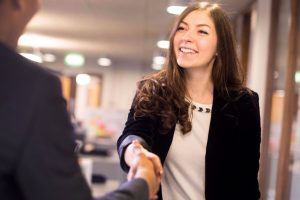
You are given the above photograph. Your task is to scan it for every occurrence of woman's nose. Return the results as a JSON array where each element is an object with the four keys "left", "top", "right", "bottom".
[{"left": 181, "top": 30, "right": 193, "bottom": 42}]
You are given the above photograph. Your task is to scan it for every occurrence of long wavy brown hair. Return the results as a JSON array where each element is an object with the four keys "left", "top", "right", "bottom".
[{"left": 134, "top": 2, "right": 244, "bottom": 134}]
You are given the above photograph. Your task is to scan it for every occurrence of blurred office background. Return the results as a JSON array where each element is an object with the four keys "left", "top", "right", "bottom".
[{"left": 16, "top": 0, "right": 300, "bottom": 199}]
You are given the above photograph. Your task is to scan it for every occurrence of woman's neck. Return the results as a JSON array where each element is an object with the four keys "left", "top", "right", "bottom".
[{"left": 185, "top": 68, "right": 213, "bottom": 104}]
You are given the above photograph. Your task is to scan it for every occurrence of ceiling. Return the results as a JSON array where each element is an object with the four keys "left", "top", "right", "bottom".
[{"left": 19, "top": 0, "right": 254, "bottom": 72}]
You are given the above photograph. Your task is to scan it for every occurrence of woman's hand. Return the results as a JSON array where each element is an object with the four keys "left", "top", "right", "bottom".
[{"left": 125, "top": 140, "right": 163, "bottom": 199}]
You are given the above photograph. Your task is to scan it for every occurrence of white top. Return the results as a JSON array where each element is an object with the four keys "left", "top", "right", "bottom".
[{"left": 161, "top": 102, "right": 212, "bottom": 200}]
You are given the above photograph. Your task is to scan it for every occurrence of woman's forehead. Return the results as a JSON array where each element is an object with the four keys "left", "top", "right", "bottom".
[{"left": 180, "top": 10, "right": 214, "bottom": 27}]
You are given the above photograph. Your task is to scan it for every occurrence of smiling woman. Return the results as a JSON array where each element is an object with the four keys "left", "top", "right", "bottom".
[
  {"left": 118, "top": 2, "right": 261, "bottom": 200},
  {"left": 173, "top": 9, "right": 218, "bottom": 76}
]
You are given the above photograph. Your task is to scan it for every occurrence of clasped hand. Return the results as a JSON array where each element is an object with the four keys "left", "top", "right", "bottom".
[{"left": 126, "top": 140, "right": 163, "bottom": 200}]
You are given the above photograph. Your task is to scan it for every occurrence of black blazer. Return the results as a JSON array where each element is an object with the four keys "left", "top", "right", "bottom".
[
  {"left": 0, "top": 42, "right": 148, "bottom": 200},
  {"left": 118, "top": 88, "right": 261, "bottom": 200}
]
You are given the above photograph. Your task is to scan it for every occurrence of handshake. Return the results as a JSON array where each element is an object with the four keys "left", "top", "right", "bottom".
[{"left": 125, "top": 140, "right": 163, "bottom": 200}]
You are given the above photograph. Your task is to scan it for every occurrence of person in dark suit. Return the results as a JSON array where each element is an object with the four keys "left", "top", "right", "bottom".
[
  {"left": 117, "top": 2, "right": 261, "bottom": 200},
  {"left": 0, "top": 0, "right": 161, "bottom": 199}
]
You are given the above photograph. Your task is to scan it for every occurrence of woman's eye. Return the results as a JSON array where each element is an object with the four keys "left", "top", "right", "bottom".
[
  {"left": 198, "top": 30, "right": 208, "bottom": 35},
  {"left": 177, "top": 26, "right": 185, "bottom": 31}
]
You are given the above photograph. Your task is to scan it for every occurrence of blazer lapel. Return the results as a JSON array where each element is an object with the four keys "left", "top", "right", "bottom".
[{"left": 208, "top": 89, "right": 239, "bottom": 145}]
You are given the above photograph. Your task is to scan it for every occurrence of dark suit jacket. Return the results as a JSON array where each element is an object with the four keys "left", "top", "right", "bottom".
[
  {"left": 118, "top": 88, "right": 261, "bottom": 200},
  {"left": 0, "top": 42, "right": 148, "bottom": 200}
]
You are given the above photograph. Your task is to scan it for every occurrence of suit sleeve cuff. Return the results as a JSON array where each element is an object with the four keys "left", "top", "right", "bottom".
[{"left": 118, "top": 135, "right": 151, "bottom": 172}]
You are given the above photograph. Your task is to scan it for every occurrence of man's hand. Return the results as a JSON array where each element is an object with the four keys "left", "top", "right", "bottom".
[{"left": 126, "top": 140, "right": 162, "bottom": 199}]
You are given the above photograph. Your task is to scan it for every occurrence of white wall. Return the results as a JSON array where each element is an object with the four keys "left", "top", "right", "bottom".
[{"left": 100, "top": 66, "right": 152, "bottom": 111}]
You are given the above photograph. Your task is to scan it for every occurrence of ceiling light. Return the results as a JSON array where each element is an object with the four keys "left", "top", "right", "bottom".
[
  {"left": 152, "top": 56, "right": 166, "bottom": 71},
  {"left": 157, "top": 40, "right": 170, "bottom": 49},
  {"left": 97, "top": 57, "right": 112, "bottom": 67},
  {"left": 152, "top": 63, "right": 163, "bottom": 71},
  {"left": 18, "top": 33, "right": 45, "bottom": 47},
  {"left": 43, "top": 53, "right": 56, "bottom": 62},
  {"left": 167, "top": 0, "right": 189, "bottom": 15},
  {"left": 18, "top": 33, "right": 89, "bottom": 51},
  {"left": 65, "top": 53, "right": 85, "bottom": 68},
  {"left": 167, "top": 6, "right": 186, "bottom": 15},
  {"left": 76, "top": 74, "right": 91, "bottom": 86},
  {"left": 18, "top": 33, "right": 63, "bottom": 49},
  {"left": 153, "top": 56, "right": 166, "bottom": 65},
  {"left": 20, "top": 53, "right": 43, "bottom": 63}
]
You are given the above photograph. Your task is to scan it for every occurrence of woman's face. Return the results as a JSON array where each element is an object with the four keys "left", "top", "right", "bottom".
[{"left": 173, "top": 10, "right": 218, "bottom": 70}]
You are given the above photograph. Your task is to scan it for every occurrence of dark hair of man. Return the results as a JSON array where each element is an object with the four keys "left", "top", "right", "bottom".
[{"left": 133, "top": 3, "right": 245, "bottom": 134}]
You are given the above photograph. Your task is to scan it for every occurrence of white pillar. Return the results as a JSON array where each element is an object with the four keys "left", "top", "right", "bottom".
[
  {"left": 74, "top": 84, "right": 89, "bottom": 120},
  {"left": 247, "top": 0, "right": 272, "bottom": 126}
]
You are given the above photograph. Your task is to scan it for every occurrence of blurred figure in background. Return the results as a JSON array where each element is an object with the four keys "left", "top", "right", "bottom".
[
  {"left": 0, "top": 0, "right": 160, "bottom": 199},
  {"left": 118, "top": 2, "right": 261, "bottom": 200}
]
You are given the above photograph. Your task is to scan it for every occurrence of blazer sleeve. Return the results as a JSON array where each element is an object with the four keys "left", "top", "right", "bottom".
[
  {"left": 15, "top": 74, "right": 93, "bottom": 200},
  {"left": 96, "top": 178, "right": 148, "bottom": 200},
  {"left": 117, "top": 105, "right": 160, "bottom": 172},
  {"left": 236, "top": 91, "right": 261, "bottom": 199}
]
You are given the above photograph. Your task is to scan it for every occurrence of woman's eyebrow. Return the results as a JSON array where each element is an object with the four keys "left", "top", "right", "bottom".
[{"left": 180, "top": 21, "right": 211, "bottom": 29}]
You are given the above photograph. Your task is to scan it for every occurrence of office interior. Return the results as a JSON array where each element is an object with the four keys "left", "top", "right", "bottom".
[{"left": 16, "top": 0, "right": 300, "bottom": 199}]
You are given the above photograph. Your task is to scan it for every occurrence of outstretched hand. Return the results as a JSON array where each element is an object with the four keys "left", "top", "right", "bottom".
[{"left": 126, "top": 140, "right": 163, "bottom": 199}]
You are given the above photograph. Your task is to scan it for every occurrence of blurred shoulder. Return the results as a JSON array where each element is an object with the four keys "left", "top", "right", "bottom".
[
  {"left": 234, "top": 88, "right": 260, "bottom": 112},
  {"left": 20, "top": 58, "right": 59, "bottom": 83},
  {"left": 237, "top": 88, "right": 259, "bottom": 102},
  {"left": 2, "top": 48, "right": 59, "bottom": 86},
  {"left": 21, "top": 64, "right": 61, "bottom": 101}
]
